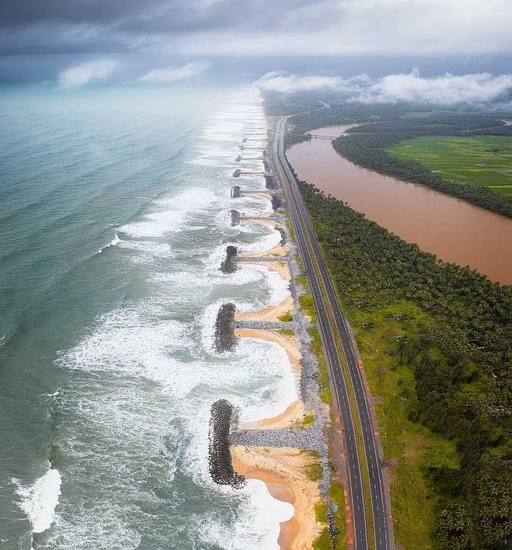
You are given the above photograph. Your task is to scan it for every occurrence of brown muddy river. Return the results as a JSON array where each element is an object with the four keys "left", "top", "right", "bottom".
[{"left": 287, "top": 125, "right": 512, "bottom": 284}]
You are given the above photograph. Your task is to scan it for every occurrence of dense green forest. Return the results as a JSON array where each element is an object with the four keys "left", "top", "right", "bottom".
[
  {"left": 281, "top": 101, "right": 512, "bottom": 217},
  {"left": 298, "top": 181, "right": 512, "bottom": 549}
]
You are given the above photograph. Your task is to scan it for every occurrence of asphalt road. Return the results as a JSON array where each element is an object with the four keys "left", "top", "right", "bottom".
[{"left": 271, "top": 116, "right": 392, "bottom": 550}]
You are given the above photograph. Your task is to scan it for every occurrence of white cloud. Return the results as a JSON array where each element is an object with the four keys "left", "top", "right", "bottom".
[
  {"left": 256, "top": 70, "right": 512, "bottom": 107},
  {"left": 58, "top": 58, "right": 119, "bottom": 87},
  {"left": 257, "top": 71, "right": 343, "bottom": 93},
  {"left": 361, "top": 71, "right": 512, "bottom": 106},
  {"left": 138, "top": 61, "right": 211, "bottom": 83}
]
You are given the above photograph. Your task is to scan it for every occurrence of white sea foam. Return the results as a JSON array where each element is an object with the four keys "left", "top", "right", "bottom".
[
  {"left": 57, "top": 307, "right": 186, "bottom": 385},
  {"left": 13, "top": 465, "right": 62, "bottom": 534},
  {"left": 97, "top": 233, "right": 121, "bottom": 254},
  {"left": 120, "top": 187, "right": 216, "bottom": 238},
  {"left": 237, "top": 480, "right": 294, "bottom": 549},
  {"left": 46, "top": 89, "right": 296, "bottom": 549},
  {"left": 240, "top": 225, "right": 282, "bottom": 254},
  {"left": 200, "top": 480, "right": 294, "bottom": 550},
  {"left": 118, "top": 240, "right": 172, "bottom": 256},
  {"left": 237, "top": 264, "right": 291, "bottom": 307},
  {"left": 120, "top": 209, "right": 185, "bottom": 238},
  {"left": 199, "top": 300, "right": 298, "bottom": 420}
]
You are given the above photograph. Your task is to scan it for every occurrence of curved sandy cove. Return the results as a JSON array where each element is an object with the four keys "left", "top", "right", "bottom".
[
  {"left": 232, "top": 446, "right": 322, "bottom": 550},
  {"left": 233, "top": 277, "right": 322, "bottom": 549}
]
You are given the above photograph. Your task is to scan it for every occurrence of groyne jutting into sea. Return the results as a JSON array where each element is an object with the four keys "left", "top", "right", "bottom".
[{"left": 207, "top": 113, "right": 338, "bottom": 549}]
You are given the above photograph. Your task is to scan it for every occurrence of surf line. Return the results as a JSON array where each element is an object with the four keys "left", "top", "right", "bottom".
[{"left": 209, "top": 110, "right": 331, "bottom": 550}]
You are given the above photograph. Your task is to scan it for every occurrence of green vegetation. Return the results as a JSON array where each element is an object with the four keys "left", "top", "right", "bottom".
[
  {"left": 390, "top": 136, "right": 512, "bottom": 195},
  {"left": 309, "top": 327, "right": 332, "bottom": 404},
  {"left": 313, "top": 528, "right": 332, "bottom": 550},
  {"left": 313, "top": 481, "right": 347, "bottom": 550},
  {"left": 299, "top": 181, "right": 512, "bottom": 549},
  {"left": 305, "top": 450, "right": 324, "bottom": 482},
  {"left": 330, "top": 481, "right": 347, "bottom": 550},
  {"left": 303, "top": 411, "right": 315, "bottom": 427},
  {"left": 278, "top": 328, "right": 295, "bottom": 337},
  {"left": 349, "top": 301, "right": 459, "bottom": 547},
  {"left": 315, "top": 500, "right": 329, "bottom": 524},
  {"left": 333, "top": 116, "right": 512, "bottom": 217},
  {"left": 299, "top": 294, "right": 317, "bottom": 322},
  {"left": 278, "top": 310, "right": 293, "bottom": 322},
  {"left": 295, "top": 273, "right": 308, "bottom": 287}
]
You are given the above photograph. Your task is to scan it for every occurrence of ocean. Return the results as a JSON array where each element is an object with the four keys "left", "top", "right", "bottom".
[{"left": 0, "top": 85, "right": 296, "bottom": 549}]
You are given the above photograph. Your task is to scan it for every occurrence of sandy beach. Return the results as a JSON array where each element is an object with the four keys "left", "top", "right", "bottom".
[
  {"left": 232, "top": 160, "right": 322, "bottom": 550},
  {"left": 242, "top": 218, "right": 285, "bottom": 231},
  {"left": 232, "top": 446, "right": 323, "bottom": 550},
  {"left": 235, "top": 328, "right": 301, "bottom": 375},
  {"left": 241, "top": 240, "right": 290, "bottom": 258},
  {"left": 236, "top": 294, "right": 294, "bottom": 322},
  {"left": 243, "top": 190, "right": 274, "bottom": 200},
  {"left": 234, "top": 328, "right": 305, "bottom": 427}
]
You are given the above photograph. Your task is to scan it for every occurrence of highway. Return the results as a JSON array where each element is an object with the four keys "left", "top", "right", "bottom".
[{"left": 272, "top": 116, "right": 392, "bottom": 550}]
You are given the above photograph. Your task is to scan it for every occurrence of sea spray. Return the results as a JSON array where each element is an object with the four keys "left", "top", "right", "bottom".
[{"left": 13, "top": 465, "right": 62, "bottom": 534}]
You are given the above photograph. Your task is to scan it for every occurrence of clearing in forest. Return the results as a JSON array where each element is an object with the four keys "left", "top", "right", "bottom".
[{"left": 390, "top": 135, "right": 512, "bottom": 195}]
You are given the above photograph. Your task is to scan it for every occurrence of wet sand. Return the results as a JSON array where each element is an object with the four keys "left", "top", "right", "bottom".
[
  {"left": 233, "top": 176, "right": 319, "bottom": 548},
  {"left": 236, "top": 261, "right": 293, "bottom": 323},
  {"left": 237, "top": 294, "right": 294, "bottom": 322},
  {"left": 233, "top": 328, "right": 320, "bottom": 548},
  {"left": 232, "top": 446, "right": 322, "bottom": 550},
  {"left": 241, "top": 240, "right": 289, "bottom": 258},
  {"left": 287, "top": 125, "right": 512, "bottom": 284}
]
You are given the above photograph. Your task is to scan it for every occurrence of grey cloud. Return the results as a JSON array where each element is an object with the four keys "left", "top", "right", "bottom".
[
  {"left": 0, "top": 0, "right": 322, "bottom": 56},
  {"left": 1, "top": 0, "right": 512, "bottom": 67}
]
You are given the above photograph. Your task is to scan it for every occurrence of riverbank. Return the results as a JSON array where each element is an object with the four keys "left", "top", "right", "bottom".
[
  {"left": 298, "top": 179, "right": 512, "bottom": 548},
  {"left": 287, "top": 125, "right": 512, "bottom": 284}
]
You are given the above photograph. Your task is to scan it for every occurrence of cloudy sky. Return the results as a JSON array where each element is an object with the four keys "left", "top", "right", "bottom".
[{"left": 1, "top": 0, "right": 512, "bottom": 87}]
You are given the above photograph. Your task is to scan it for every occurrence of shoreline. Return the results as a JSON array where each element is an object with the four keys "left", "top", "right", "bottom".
[
  {"left": 240, "top": 240, "right": 289, "bottom": 258},
  {"left": 229, "top": 114, "right": 324, "bottom": 550},
  {"left": 233, "top": 324, "right": 321, "bottom": 547},
  {"left": 232, "top": 445, "right": 323, "bottom": 550},
  {"left": 236, "top": 260, "right": 293, "bottom": 322},
  {"left": 235, "top": 327, "right": 304, "bottom": 429}
]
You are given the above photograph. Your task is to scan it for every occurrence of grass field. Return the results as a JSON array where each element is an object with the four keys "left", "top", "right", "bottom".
[
  {"left": 346, "top": 300, "right": 459, "bottom": 549},
  {"left": 389, "top": 135, "right": 512, "bottom": 195}
]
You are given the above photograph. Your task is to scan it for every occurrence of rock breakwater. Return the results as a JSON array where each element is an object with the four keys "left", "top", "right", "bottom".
[
  {"left": 220, "top": 246, "right": 238, "bottom": 274},
  {"left": 209, "top": 400, "right": 245, "bottom": 487},
  {"left": 229, "top": 210, "right": 241, "bottom": 226},
  {"left": 214, "top": 304, "right": 237, "bottom": 352}
]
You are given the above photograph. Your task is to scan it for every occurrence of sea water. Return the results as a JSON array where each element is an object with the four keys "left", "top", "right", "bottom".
[{"left": 0, "top": 86, "right": 295, "bottom": 549}]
